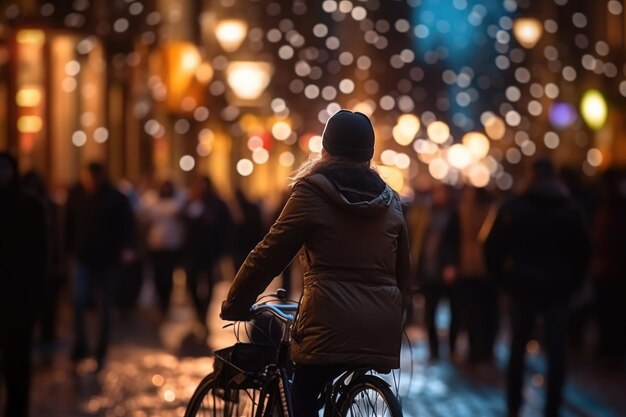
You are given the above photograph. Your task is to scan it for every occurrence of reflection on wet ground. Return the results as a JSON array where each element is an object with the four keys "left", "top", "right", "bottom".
[{"left": 27, "top": 277, "right": 625, "bottom": 417}]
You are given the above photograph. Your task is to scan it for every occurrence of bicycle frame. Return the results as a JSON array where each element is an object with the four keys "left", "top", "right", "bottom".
[{"left": 250, "top": 302, "right": 297, "bottom": 417}]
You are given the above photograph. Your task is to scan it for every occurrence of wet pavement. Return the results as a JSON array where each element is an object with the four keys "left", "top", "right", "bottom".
[{"left": 26, "top": 275, "right": 626, "bottom": 417}]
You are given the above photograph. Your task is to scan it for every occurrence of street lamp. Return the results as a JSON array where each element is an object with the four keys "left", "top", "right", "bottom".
[
  {"left": 215, "top": 19, "right": 248, "bottom": 52},
  {"left": 226, "top": 61, "right": 273, "bottom": 101},
  {"left": 513, "top": 18, "right": 543, "bottom": 48},
  {"left": 580, "top": 89, "right": 608, "bottom": 130}
]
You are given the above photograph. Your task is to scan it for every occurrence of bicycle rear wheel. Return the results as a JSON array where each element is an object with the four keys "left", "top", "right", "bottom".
[
  {"left": 184, "top": 373, "right": 264, "bottom": 417},
  {"left": 337, "top": 375, "right": 402, "bottom": 417}
]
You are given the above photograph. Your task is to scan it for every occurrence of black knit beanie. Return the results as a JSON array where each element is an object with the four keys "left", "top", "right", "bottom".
[{"left": 322, "top": 110, "right": 375, "bottom": 162}]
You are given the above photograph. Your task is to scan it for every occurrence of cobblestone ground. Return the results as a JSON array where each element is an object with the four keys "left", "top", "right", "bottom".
[{"left": 25, "top": 278, "right": 626, "bottom": 417}]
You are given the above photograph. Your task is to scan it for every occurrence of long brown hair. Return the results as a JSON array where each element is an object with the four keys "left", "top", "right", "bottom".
[{"left": 289, "top": 154, "right": 377, "bottom": 187}]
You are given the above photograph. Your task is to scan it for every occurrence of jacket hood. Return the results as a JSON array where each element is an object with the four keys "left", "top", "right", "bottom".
[
  {"left": 305, "top": 172, "right": 396, "bottom": 217},
  {"left": 525, "top": 180, "right": 569, "bottom": 205}
]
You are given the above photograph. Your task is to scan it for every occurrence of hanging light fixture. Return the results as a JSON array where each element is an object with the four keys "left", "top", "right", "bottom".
[
  {"left": 513, "top": 18, "right": 543, "bottom": 48},
  {"left": 226, "top": 61, "right": 273, "bottom": 101},
  {"left": 215, "top": 19, "right": 248, "bottom": 52}
]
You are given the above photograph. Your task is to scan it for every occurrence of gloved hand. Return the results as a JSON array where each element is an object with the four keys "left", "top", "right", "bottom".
[{"left": 220, "top": 298, "right": 253, "bottom": 321}]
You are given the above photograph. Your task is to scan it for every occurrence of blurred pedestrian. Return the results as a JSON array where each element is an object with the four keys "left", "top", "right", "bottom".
[
  {"left": 142, "top": 180, "right": 185, "bottom": 315},
  {"left": 445, "top": 186, "right": 499, "bottom": 363},
  {"left": 485, "top": 158, "right": 590, "bottom": 417},
  {"left": 589, "top": 169, "right": 626, "bottom": 364},
  {"left": 183, "top": 176, "right": 232, "bottom": 335},
  {"left": 65, "top": 162, "right": 136, "bottom": 370},
  {"left": 116, "top": 179, "right": 143, "bottom": 316},
  {"left": 21, "top": 171, "right": 64, "bottom": 366},
  {"left": 0, "top": 152, "right": 47, "bottom": 417},
  {"left": 231, "top": 188, "right": 264, "bottom": 271},
  {"left": 416, "top": 184, "right": 460, "bottom": 361}
]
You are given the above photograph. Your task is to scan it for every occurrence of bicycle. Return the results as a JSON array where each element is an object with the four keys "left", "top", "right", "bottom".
[{"left": 183, "top": 290, "right": 403, "bottom": 417}]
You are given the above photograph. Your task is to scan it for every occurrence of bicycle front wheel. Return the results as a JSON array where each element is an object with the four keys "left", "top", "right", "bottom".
[
  {"left": 337, "top": 375, "right": 403, "bottom": 417},
  {"left": 184, "top": 373, "right": 264, "bottom": 417}
]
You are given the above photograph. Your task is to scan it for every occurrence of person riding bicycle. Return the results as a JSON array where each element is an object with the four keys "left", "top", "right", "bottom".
[{"left": 221, "top": 109, "right": 411, "bottom": 417}]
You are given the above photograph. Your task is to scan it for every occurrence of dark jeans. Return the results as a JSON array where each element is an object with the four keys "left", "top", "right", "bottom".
[
  {"left": 423, "top": 282, "right": 460, "bottom": 358},
  {"left": 291, "top": 363, "right": 344, "bottom": 417},
  {"left": 185, "top": 262, "right": 215, "bottom": 328},
  {"left": 0, "top": 298, "right": 35, "bottom": 417},
  {"left": 507, "top": 300, "right": 568, "bottom": 417},
  {"left": 460, "top": 278, "right": 499, "bottom": 362},
  {"left": 594, "top": 279, "right": 626, "bottom": 359},
  {"left": 73, "top": 263, "right": 115, "bottom": 359},
  {"left": 151, "top": 250, "right": 180, "bottom": 313}
]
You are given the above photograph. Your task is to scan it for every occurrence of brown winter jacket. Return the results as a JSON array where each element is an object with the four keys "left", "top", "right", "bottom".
[{"left": 222, "top": 169, "right": 411, "bottom": 369}]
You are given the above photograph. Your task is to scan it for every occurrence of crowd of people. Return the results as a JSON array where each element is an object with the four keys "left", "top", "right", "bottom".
[
  {"left": 1, "top": 148, "right": 626, "bottom": 417},
  {"left": 405, "top": 158, "right": 626, "bottom": 417}
]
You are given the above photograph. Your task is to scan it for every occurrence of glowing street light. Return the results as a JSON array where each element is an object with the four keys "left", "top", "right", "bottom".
[
  {"left": 392, "top": 114, "right": 420, "bottom": 146},
  {"left": 226, "top": 61, "right": 273, "bottom": 101},
  {"left": 16, "top": 88, "right": 42, "bottom": 107},
  {"left": 215, "top": 19, "right": 248, "bottom": 52},
  {"left": 447, "top": 144, "right": 472, "bottom": 169},
  {"left": 462, "top": 132, "right": 490, "bottom": 159},
  {"left": 580, "top": 89, "right": 608, "bottom": 130},
  {"left": 427, "top": 121, "right": 450, "bottom": 144},
  {"left": 513, "top": 18, "right": 543, "bottom": 48}
]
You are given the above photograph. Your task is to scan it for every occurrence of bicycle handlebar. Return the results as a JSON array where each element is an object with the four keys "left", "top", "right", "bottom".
[{"left": 250, "top": 303, "right": 298, "bottom": 322}]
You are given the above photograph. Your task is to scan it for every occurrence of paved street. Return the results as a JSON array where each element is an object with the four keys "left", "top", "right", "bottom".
[{"left": 26, "top": 277, "right": 626, "bottom": 417}]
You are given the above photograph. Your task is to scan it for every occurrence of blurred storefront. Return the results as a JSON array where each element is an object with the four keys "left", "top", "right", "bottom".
[{"left": 1, "top": 0, "right": 626, "bottom": 199}]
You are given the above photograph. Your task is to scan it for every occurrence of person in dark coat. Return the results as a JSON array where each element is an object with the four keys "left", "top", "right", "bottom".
[
  {"left": 183, "top": 176, "right": 233, "bottom": 334},
  {"left": 0, "top": 152, "right": 47, "bottom": 417},
  {"left": 416, "top": 184, "right": 460, "bottom": 361},
  {"left": 589, "top": 169, "right": 626, "bottom": 363},
  {"left": 221, "top": 110, "right": 411, "bottom": 417},
  {"left": 65, "top": 162, "right": 136, "bottom": 370},
  {"left": 444, "top": 186, "right": 499, "bottom": 363},
  {"left": 231, "top": 188, "right": 265, "bottom": 272},
  {"left": 21, "top": 171, "right": 64, "bottom": 365},
  {"left": 484, "top": 158, "right": 590, "bottom": 417}
]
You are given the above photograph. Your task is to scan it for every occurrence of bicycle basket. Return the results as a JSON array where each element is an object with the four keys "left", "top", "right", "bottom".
[{"left": 212, "top": 343, "right": 277, "bottom": 390}]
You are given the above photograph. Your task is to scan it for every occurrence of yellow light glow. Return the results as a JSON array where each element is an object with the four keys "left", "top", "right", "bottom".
[
  {"left": 181, "top": 49, "right": 201, "bottom": 72},
  {"left": 468, "top": 163, "right": 491, "bottom": 188},
  {"left": 392, "top": 114, "right": 420, "bottom": 146},
  {"left": 587, "top": 148, "right": 603, "bottom": 167},
  {"left": 236, "top": 158, "right": 254, "bottom": 176},
  {"left": 580, "top": 89, "right": 608, "bottom": 130},
  {"left": 447, "top": 144, "right": 472, "bottom": 169},
  {"left": 215, "top": 19, "right": 248, "bottom": 53},
  {"left": 17, "top": 116, "right": 43, "bottom": 133},
  {"left": 163, "top": 42, "right": 201, "bottom": 111},
  {"left": 308, "top": 135, "right": 323, "bottom": 153},
  {"left": 279, "top": 151, "right": 295, "bottom": 167},
  {"left": 484, "top": 115, "right": 506, "bottom": 140},
  {"left": 462, "top": 132, "right": 490, "bottom": 159},
  {"left": 429, "top": 157, "right": 449, "bottom": 180},
  {"left": 513, "top": 18, "right": 543, "bottom": 48},
  {"left": 226, "top": 61, "right": 273, "bottom": 100},
  {"left": 16, "top": 29, "right": 45, "bottom": 45},
  {"left": 352, "top": 101, "right": 375, "bottom": 116},
  {"left": 392, "top": 125, "right": 414, "bottom": 146},
  {"left": 252, "top": 148, "right": 270, "bottom": 164},
  {"left": 427, "top": 121, "right": 450, "bottom": 144},
  {"left": 195, "top": 62, "right": 214, "bottom": 84},
  {"left": 16, "top": 88, "right": 42, "bottom": 107},
  {"left": 272, "top": 120, "right": 292, "bottom": 141},
  {"left": 398, "top": 114, "right": 421, "bottom": 133},
  {"left": 377, "top": 165, "right": 404, "bottom": 192}
]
